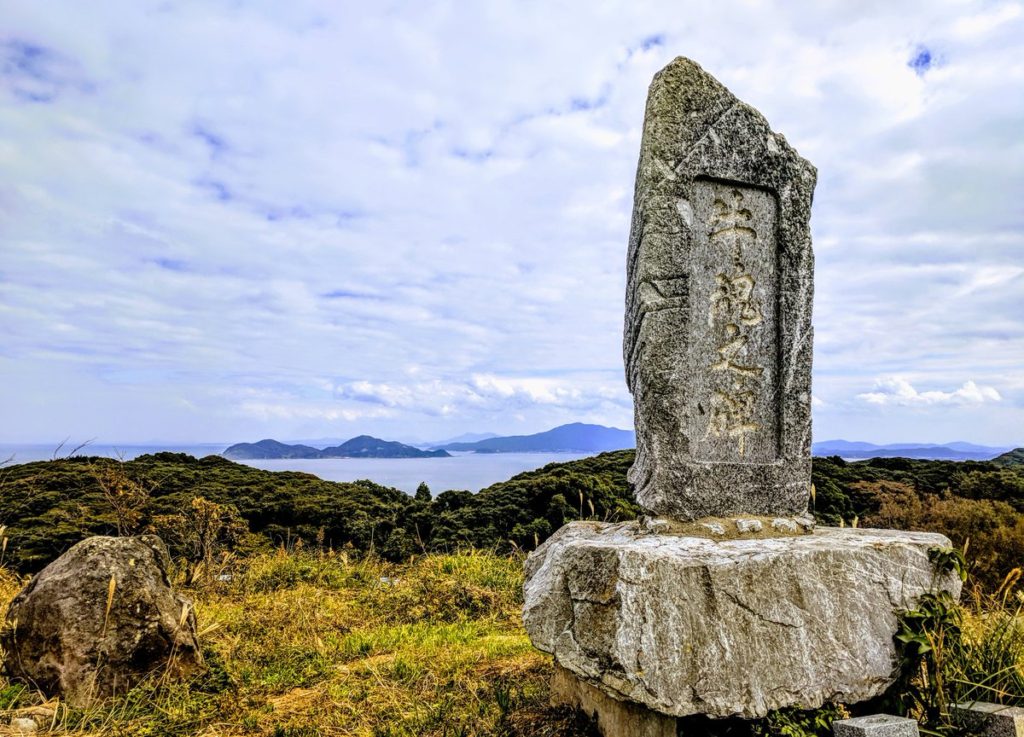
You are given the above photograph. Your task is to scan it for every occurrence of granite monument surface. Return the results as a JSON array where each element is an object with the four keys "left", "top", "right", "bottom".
[
  {"left": 522, "top": 57, "right": 963, "bottom": 735},
  {"left": 624, "top": 56, "right": 815, "bottom": 522}
]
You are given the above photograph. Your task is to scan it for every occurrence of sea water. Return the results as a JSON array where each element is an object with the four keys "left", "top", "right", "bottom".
[
  {"left": 0, "top": 444, "right": 593, "bottom": 494},
  {"left": 237, "top": 451, "right": 592, "bottom": 493}
]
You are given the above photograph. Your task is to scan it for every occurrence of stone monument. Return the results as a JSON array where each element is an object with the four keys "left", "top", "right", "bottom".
[
  {"left": 624, "top": 56, "right": 814, "bottom": 523},
  {"left": 522, "top": 57, "right": 963, "bottom": 735}
]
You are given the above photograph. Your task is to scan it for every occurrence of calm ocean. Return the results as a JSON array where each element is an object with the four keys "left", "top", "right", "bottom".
[
  {"left": 237, "top": 452, "right": 592, "bottom": 493},
  {"left": 0, "top": 445, "right": 592, "bottom": 494}
]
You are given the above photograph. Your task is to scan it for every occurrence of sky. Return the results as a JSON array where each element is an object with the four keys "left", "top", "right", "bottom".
[{"left": 1, "top": 0, "right": 1022, "bottom": 447}]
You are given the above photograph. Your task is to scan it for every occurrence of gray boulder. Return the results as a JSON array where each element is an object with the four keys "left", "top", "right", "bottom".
[
  {"left": 524, "top": 521, "right": 961, "bottom": 719},
  {"left": 1, "top": 535, "right": 203, "bottom": 706}
]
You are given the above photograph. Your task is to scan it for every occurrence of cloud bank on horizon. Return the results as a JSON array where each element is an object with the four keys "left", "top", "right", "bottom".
[{"left": 1, "top": 0, "right": 1021, "bottom": 446}]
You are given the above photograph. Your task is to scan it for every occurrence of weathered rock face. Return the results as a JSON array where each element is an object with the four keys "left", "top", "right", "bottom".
[
  {"left": 624, "top": 57, "right": 816, "bottom": 520},
  {"left": 1, "top": 535, "right": 202, "bottom": 706},
  {"left": 524, "top": 521, "right": 961, "bottom": 719}
]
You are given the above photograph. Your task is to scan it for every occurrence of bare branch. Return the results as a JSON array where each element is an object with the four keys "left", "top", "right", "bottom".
[
  {"left": 68, "top": 438, "right": 96, "bottom": 458},
  {"left": 51, "top": 437, "right": 69, "bottom": 461}
]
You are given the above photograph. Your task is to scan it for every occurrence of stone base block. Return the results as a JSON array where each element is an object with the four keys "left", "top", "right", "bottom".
[
  {"left": 551, "top": 663, "right": 677, "bottom": 737},
  {"left": 524, "top": 522, "right": 961, "bottom": 719},
  {"left": 952, "top": 702, "right": 1024, "bottom": 737},
  {"left": 833, "top": 714, "right": 920, "bottom": 737}
]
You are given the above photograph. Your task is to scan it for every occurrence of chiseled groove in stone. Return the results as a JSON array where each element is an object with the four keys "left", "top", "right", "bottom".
[{"left": 523, "top": 521, "right": 963, "bottom": 719}]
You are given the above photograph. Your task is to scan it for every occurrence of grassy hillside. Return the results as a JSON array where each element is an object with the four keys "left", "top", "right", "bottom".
[
  {"left": 3, "top": 548, "right": 1024, "bottom": 737},
  {"left": 3, "top": 450, "right": 1024, "bottom": 585},
  {"left": 0, "top": 451, "right": 638, "bottom": 574},
  {"left": 0, "top": 551, "right": 587, "bottom": 736},
  {"left": 3, "top": 453, "right": 1024, "bottom": 735},
  {"left": 994, "top": 448, "right": 1024, "bottom": 467}
]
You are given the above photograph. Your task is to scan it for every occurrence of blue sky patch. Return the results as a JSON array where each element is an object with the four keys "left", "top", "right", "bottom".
[
  {"left": 151, "top": 258, "right": 189, "bottom": 272},
  {"left": 3, "top": 39, "right": 51, "bottom": 80},
  {"left": 321, "top": 289, "right": 383, "bottom": 301},
  {"left": 190, "top": 122, "right": 229, "bottom": 158},
  {"left": 909, "top": 45, "right": 934, "bottom": 75},
  {"left": 194, "top": 178, "right": 232, "bottom": 202},
  {"left": 638, "top": 34, "right": 664, "bottom": 52},
  {"left": 2, "top": 37, "right": 92, "bottom": 102}
]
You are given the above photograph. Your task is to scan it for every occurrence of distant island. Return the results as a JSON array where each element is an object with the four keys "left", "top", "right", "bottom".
[
  {"left": 223, "top": 430, "right": 1014, "bottom": 462},
  {"left": 811, "top": 439, "right": 1011, "bottom": 461},
  {"left": 434, "top": 422, "right": 635, "bottom": 453},
  {"left": 223, "top": 423, "right": 636, "bottom": 460},
  {"left": 223, "top": 436, "right": 450, "bottom": 460},
  {"left": 424, "top": 431, "right": 499, "bottom": 446}
]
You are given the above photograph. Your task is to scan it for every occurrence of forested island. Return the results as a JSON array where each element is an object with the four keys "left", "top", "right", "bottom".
[
  {"left": 223, "top": 435, "right": 451, "bottom": 459},
  {"left": 222, "top": 422, "right": 637, "bottom": 459}
]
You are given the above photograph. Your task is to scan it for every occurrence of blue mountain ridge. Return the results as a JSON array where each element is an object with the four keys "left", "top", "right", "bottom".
[
  {"left": 222, "top": 430, "right": 1011, "bottom": 462},
  {"left": 434, "top": 423, "right": 635, "bottom": 453},
  {"left": 812, "top": 439, "right": 1011, "bottom": 461}
]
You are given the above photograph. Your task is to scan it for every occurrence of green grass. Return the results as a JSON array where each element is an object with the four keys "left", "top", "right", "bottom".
[
  {"left": 893, "top": 569, "right": 1024, "bottom": 735},
  {"left": 0, "top": 550, "right": 583, "bottom": 736},
  {"left": 5, "top": 546, "right": 1024, "bottom": 736}
]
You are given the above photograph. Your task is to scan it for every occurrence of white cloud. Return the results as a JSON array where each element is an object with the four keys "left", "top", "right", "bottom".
[
  {"left": 0, "top": 1, "right": 1021, "bottom": 445},
  {"left": 951, "top": 3, "right": 1022, "bottom": 39},
  {"left": 858, "top": 377, "right": 1002, "bottom": 407},
  {"left": 236, "top": 402, "right": 396, "bottom": 423},
  {"left": 333, "top": 374, "right": 629, "bottom": 416}
]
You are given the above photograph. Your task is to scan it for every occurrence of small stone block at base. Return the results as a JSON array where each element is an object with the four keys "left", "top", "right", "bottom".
[
  {"left": 833, "top": 715, "right": 919, "bottom": 737},
  {"left": 953, "top": 702, "right": 1024, "bottom": 737}
]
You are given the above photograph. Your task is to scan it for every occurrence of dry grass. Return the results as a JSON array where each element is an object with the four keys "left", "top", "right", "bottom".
[
  {"left": 8, "top": 547, "right": 1024, "bottom": 736},
  {"left": 894, "top": 569, "right": 1024, "bottom": 734},
  {"left": 0, "top": 569, "right": 19, "bottom": 611},
  {"left": 949, "top": 576, "right": 1024, "bottom": 706},
  {"left": 0, "top": 550, "right": 585, "bottom": 737}
]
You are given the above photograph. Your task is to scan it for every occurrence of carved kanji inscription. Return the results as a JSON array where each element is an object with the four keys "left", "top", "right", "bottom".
[{"left": 691, "top": 181, "right": 778, "bottom": 463}]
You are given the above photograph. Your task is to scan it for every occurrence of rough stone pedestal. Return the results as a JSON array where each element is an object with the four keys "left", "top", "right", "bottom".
[
  {"left": 551, "top": 663, "right": 677, "bottom": 737},
  {"left": 524, "top": 522, "right": 961, "bottom": 721}
]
